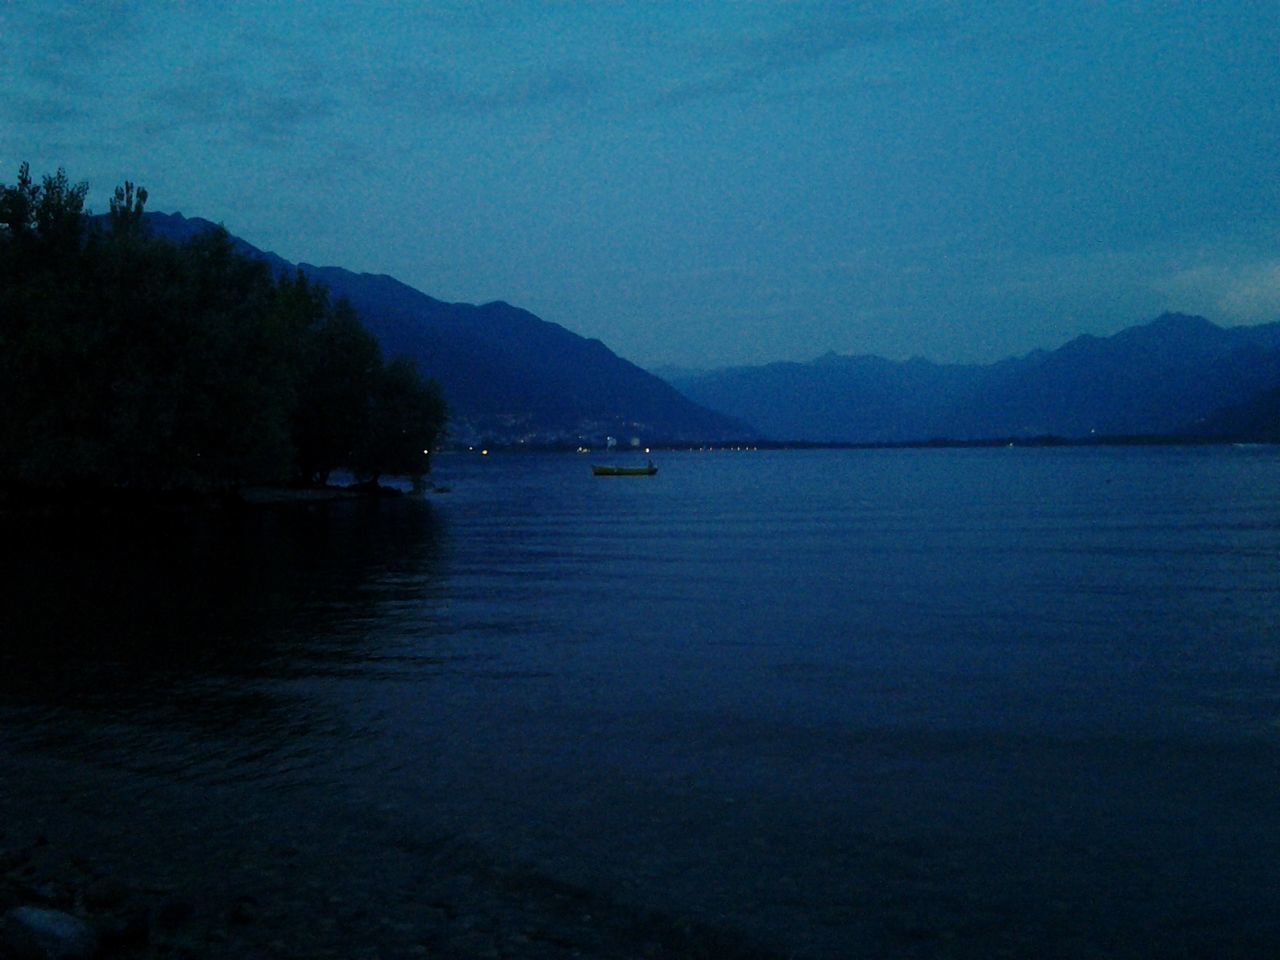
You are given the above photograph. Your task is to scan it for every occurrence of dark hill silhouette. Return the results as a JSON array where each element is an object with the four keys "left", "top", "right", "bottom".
[
  {"left": 141, "top": 212, "right": 750, "bottom": 445},
  {"left": 1191, "top": 384, "right": 1280, "bottom": 442},
  {"left": 669, "top": 313, "right": 1280, "bottom": 442}
]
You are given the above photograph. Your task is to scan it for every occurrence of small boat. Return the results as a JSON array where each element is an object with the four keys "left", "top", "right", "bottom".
[{"left": 592, "top": 461, "right": 657, "bottom": 476}]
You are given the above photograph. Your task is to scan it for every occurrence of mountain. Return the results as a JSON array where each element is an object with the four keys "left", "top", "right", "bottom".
[
  {"left": 140, "top": 212, "right": 750, "bottom": 446},
  {"left": 1191, "top": 384, "right": 1280, "bottom": 442},
  {"left": 668, "top": 314, "right": 1280, "bottom": 442}
]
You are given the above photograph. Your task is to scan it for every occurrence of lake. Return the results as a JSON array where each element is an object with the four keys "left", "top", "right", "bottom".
[{"left": 2, "top": 447, "right": 1278, "bottom": 957}]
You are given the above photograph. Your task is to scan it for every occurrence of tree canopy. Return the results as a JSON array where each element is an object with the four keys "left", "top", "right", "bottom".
[{"left": 0, "top": 164, "right": 446, "bottom": 495}]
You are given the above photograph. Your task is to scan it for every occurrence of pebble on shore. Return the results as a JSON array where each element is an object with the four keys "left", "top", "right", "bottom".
[
  {"left": 0, "top": 830, "right": 783, "bottom": 960},
  {"left": 1, "top": 905, "right": 99, "bottom": 960},
  {"left": 0, "top": 837, "right": 183, "bottom": 960}
]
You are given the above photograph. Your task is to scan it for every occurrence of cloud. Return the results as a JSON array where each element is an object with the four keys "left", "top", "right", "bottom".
[
  {"left": 1158, "top": 259, "right": 1280, "bottom": 324},
  {"left": 342, "top": 4, "right": 925, "bottom": 122},
  {"left": 132, "top": 50, "right": 341, "bottom": 147},
  {"left": 1, "top": 3, "right": 339, "bottom": 152},
  {"left": 2, "top": 2, "right": 139, "bottom": 85},
  {"left": 0, "top": 2, "right": 143, "bottom": 128},
  {"left": 653, "top": 3, "right": 946, "bottom": 108},
  {"left": 0, "top": 91, "right": 91, "bottom": 127},
  {"left": 1218, "top": 263, "right": 1280, "bottom": 320},
  {"left": 360, "top": 59, "right": 606, "bottom": 119}
]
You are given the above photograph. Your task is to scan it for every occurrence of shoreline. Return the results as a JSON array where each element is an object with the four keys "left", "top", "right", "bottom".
[{"left": 0, "top": 748, "right": 781, "bottom": 960}]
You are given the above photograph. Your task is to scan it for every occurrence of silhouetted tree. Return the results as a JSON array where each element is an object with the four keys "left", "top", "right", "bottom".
[
  {"left": 108, "top": 180, "right": 148, "bottom": 239},
  {"left": 0, "top": 165, "right": 97, "bottom": 486},
  {"left": 354, "top": 357, "right": 447, "bottom": 485},
  {"left": 34, "top": 167, "right": 89, "bottom": 267},
  {"left": 0, "top": 162, "right": 448, "bottom": 496},
  {"left": 291, "top": 294, "right": 382, "bottom": 484},
  {"left": 0, "top": 161, "right": 38, "bottom": 240}
]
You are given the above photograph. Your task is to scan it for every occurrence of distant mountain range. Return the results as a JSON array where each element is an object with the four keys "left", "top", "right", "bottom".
[
  {"left": 137, "top": 214, "right": 1279, "bottom": 445},
  {"left": 141, "top": 212, "right": 750, "bottom": 446},
  {"left": 667, "top": 314, "right": 1280, "bottom": 443}
]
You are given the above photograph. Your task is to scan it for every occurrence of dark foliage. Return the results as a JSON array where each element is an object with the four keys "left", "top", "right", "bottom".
[{"left": 0, "top": 164, "right": 446, "bottom": 494}]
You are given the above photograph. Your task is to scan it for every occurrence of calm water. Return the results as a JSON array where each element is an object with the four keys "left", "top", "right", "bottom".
[{"left": 2, "top": 447, "right": 1278, "bottom": 957}]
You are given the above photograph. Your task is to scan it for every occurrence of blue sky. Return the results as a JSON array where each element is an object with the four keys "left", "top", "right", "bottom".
[{"left": 4, "top": 1, "right": 1279, "bottom": 368}]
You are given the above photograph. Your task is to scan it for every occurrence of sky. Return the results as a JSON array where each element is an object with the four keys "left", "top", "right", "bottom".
[{"left": 4, "top": 1, "right": 1279, "bottom": 370}]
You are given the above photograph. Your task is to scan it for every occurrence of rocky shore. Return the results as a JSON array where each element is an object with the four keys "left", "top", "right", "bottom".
[
  {"left": 1, "top": 829, "right": 783, "bottom": 960},
  {"left": 0, "top": 747, "right": 781, "bottom": 960}
]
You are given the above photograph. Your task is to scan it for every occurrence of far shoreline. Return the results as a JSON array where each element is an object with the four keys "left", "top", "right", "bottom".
[{"left": 437, "top": 432, "right": 1273, "bottom": 454}]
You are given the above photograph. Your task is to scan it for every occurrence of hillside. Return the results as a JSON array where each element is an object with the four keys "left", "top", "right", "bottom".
[
  {"left": 669, "top": 314, "right": 1280, "bottom": 443},
  {"left": 142, "top": 213, "right": 751, "bottom": 446}
]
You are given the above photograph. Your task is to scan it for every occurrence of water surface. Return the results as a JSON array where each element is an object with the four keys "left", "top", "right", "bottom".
[{"left": 2, "top": 447, "right": 1277, "bottom": 957}]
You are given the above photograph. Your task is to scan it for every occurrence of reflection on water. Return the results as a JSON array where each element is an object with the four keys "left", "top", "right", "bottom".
[
  {"left": 2, "top": 447, "right": 1280, "bottom": 958},
  {"left": 0, "top": 498, "right": 444, "bottom": 783}
]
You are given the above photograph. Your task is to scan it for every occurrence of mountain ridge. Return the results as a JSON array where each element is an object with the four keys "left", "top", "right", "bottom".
[
  {"left": 127, "top": 214, "right": 1280, "bottom": 445},
  {"left": 140, "top": 212, "right": 751, "bottom": 445},
  {"left": 668, "top": 313, "right": 1280, "bottom": 442}
]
